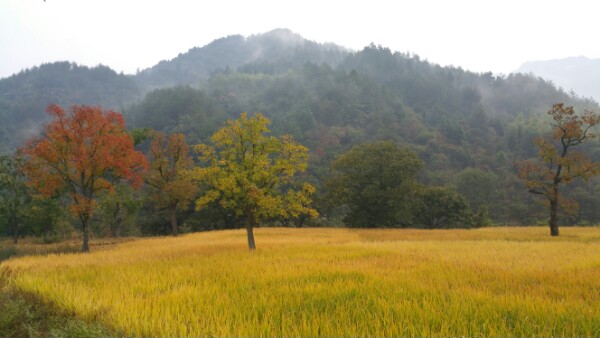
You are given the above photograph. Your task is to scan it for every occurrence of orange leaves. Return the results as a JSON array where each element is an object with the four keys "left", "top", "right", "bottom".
[
  {"left": 22, "top": 104, "right": 148, "bottom": 219},
  {"left": 146, "top": 131, "right": 197, "bottom": 213},
  {"left": 517, "top": 103, "right": 600, "bottom": 221}
]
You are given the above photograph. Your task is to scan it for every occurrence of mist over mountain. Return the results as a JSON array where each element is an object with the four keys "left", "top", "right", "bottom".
[
  {"left": 2, "top": 28, "right": 600, "bottom": 225},
  {"left": 516, "top": 56, "right": 600, "bottom": 102},
  {"left": 135, "top": 28, "right": 349, "bottom": 90},
  {"left": 0, "top": 62, "right": 140, "bottom": 152}
]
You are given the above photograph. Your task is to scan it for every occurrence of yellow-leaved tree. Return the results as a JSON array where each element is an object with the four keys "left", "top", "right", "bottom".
[{"left": 189, "top": 112, "right": 317, "bottom": 250}]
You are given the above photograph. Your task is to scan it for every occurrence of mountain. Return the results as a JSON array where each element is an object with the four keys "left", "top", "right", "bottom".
[
  {"left": 2, "top": 29, "right": 600, "bottom": 225},
  {"left": 516, "top": 56, "right": 600, "bottom": 102},
  {"left": 135, "top": 28, "right": 349, "bottom": 90},
  {"left": 0, "top": 62, "right": 140, "bottom": 152}
]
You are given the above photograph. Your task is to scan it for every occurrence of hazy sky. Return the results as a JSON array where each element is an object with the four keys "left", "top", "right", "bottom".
[{"left": 1, "top": 0, "right": 599, "bottom": 79}]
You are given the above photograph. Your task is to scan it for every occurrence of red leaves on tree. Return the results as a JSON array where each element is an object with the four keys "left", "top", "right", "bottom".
[{"left": 21, "top": 104, "right": 147, "bottom": 251}]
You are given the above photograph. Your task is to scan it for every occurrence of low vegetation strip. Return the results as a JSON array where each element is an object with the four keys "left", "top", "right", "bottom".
[{"left": 2, "top": 227, "right": 600, "bottom": 336}]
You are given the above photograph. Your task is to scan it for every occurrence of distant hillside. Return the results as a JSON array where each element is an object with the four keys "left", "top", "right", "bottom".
[
  {"left": 134, "top": 28, "right": 349, "bottom": 90},
  {"left": 2, "top": 29, "right": 600, "bottom": 225},
  {"left": 516, "top": 56, "right": 600, "bottom": 102},
  {"left": 0, "top": 62, "right": 140, "bottom": 151}
]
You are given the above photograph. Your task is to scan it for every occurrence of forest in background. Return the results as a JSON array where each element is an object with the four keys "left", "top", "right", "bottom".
[{"left": 1, "top": 28, "right": 600, "bottom": 238}]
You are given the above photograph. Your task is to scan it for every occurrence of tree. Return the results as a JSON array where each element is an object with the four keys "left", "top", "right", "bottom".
[
  {"left": 455, "top": 167, "right": 498, "bottom": 215},
  {"left": 146, "top": 132, "right": 197, "bottom": 236},
  {"left": 96, "top": 183, "right": 142, "bottom": 237},
  {"left": 0, "top": 154, "right": 30, "bottom": 243},
  {"left": 190, "top": 112, "right": 317, "bottom": 250},
  {"left": 516, "top": 103, "right": 600, "bottom": 236},
  {"left": 22, "top": 104, "right": 147, "bottom": 252},
  {"left": 326, "top": 141, "right": 423, "bottom": 227},
  {"left": 415, "top": 187, "right": 474, "bottom": 229}
]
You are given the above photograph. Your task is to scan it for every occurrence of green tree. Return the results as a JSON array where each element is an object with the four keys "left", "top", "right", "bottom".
[
  {"left": 190, "top": 112, "right": 317, "bottom": 250},
  {"left": 326, "top": 140, "right": 423, "bottom": 227},
  {"left": 0, "top": 154, "right": 30, "bottom": 243},
  {"left": 96, "top": 183, "right": 143, "bottom": 237},
  {"left": 455, "top": 167, "right": 498, "bottom": 215},
  {"left": 415, "top": 187, "right": 474, "bottom": 228},
  {"left": 146, "top": 132, "right": 197, "bottom": 236},
  {"left": 516, "top": 103, "right": 600, "bottom": 236}
]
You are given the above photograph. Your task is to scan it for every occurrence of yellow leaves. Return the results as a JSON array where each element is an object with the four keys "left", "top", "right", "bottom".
[
  {"left": 281, "top": 183, "right": 319, "bottom": 220},
  {"left": 192, "top": 144, "right": 216, "bottom": 163},
  {"left": 195, "top": 189, "right": 221, "bottom": 210},
  {"left": 191, "top": 112, "right": 316, "bottom": 226}
]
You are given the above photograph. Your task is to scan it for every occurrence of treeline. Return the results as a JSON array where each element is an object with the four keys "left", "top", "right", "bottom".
[
  {"left": 0, "top": 111, "right": 480, "bottom": 249},
  {"left": 124, "top": 49, "right": 600, "bottom": 226},
  {"left": 2, "top": 30, "right": 600, "bottom": 235}
]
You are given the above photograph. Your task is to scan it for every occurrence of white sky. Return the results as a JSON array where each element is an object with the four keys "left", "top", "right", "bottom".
[{"left": 1, "top": 0, "right": 599, "bottom": 79}]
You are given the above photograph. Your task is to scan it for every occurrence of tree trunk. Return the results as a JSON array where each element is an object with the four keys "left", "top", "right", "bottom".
[
  {"left": 170, "top": 205, "right": 179, "bottom": 236},
  {"left": 81, "top": 216, "right": 90, "bottom": 252},
  {"left": 111, "top": 203, "right": 122, "bottom": 237},
  {"left": 11, "top": 212, "right": 18, "bottom": 244},
  {"left": 549, "top": 187, "right": 559, "bottom": 236},
  {"left": 246, "top": 212, "right": 256, "bottom": 250}
]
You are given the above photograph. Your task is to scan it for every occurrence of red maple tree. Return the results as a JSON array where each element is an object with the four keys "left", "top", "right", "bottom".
[{"left": 22, "top": 104, "right": 147, "bottom": 251}]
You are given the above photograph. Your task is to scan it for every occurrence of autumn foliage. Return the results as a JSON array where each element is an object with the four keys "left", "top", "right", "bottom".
[
  {"left": 190, "top": 112, "right": 317, "bottom": 250},
  {"left": 146, "top": 132, "right": 197, "bottom": 236},
  {"left": 516, "top": 103, "right": 600, "bottom": 236},
  {"left": 22, "top": 104, "right": 147, "bottom": 251}
]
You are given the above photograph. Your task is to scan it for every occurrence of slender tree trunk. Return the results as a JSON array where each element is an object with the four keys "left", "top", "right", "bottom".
[
  {"left": 81, "top": 214, "right": 90, "bottom": 252},
  {"left": 549, "top": 186, "right": 559, "bottom": 236},
  {"left": 246, "top": 212, "right": 256, "bottom": 250},
  {"left": 12, "top": 216, "right": 18, "bottom": 244},
  {"left": 111, "top": 203, "right": 122, "bottom": 237},
  {"left": 170, "top": 205, "right": 179, "bottom": 236}
]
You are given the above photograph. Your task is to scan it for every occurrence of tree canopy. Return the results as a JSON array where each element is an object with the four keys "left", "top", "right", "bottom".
[
  {"left": 146, "top": 132, "right": 197, "bottom": 236},
  {"left": 326, "top": 141, "right": 423, "bottom": 227},
  {"left": 22, "top": 104, "right": 147, "bottom": 251},
  {"left": 189, "top": 112, "right": 317, "bottom": 249},
  {"left": 517, "top": 103, "right": 600, "bottom": 236}
]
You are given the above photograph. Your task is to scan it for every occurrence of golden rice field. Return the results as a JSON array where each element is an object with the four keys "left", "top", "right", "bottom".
[{"left": 2, "top": 227, "right": 600, "bottom": 336}]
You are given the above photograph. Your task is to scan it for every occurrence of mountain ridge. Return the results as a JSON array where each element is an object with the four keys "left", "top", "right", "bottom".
[{"left": 516, "top": 56, "right": 600, "bottom": 102}]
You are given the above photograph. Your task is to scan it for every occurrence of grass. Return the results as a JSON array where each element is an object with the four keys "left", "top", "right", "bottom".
[
  {"left": 0, "top": 237, "right": 134, "bottom": 337},
  {"left": 0, "top": 237, "right": 136, "bottom": 261},
  {"left": 0, "top": 280, "right": 110, "bottom": 337},
  {"left": 1, "top": 226, "right": 600, "bottom": 336}
]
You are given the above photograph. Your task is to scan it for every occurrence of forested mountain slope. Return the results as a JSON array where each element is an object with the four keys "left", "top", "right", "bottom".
[
  {"left": 0, "top": 62, "right": 140, "bottom": 151},
  {"left": 135, "top": 28, "right": 348, "bottom": 90},
  {"left": 2, "top": 29, "right": 600, "bottom": 226}
]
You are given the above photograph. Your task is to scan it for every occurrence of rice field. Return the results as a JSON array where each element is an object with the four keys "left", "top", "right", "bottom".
[{"left": 2, "top": 227, "right": 600, "bottom": 336}]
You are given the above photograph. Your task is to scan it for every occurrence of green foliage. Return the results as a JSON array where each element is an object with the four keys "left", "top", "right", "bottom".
[
  {"left": 2, "top": 31, "right": 600, "bottom": 228},
  {"left": 0, "top": 62, "right": 140, "bottom": 150},
  {"left": 126, "top": 86, "right": 229, "bottom": 144},
  {"left": 94, "top": 184, "right": 143, "bottom": 237},
  {"left": 415, "top": 186, "right": 474, "bottom": 229},
  {"left": 326, "top": 141, "right": 423, "bottom": 227},
  {"left": 0, "top": 155, "right": 30, "bottom": 242},
  {"left": 474, "top": 205, "right": 494, "bottom": 227},
  {"left": 455, "top": 167, "right": 498, "bottom": 214}
]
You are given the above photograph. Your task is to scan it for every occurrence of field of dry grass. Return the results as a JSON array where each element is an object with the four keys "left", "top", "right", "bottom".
[{"left": 2, "top": 227, "right": 599, "bottom": 336}]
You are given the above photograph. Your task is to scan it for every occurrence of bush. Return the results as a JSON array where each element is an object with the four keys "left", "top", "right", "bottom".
[{"left": 415, "top": 187, "right": 474, "bottom": 228}]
